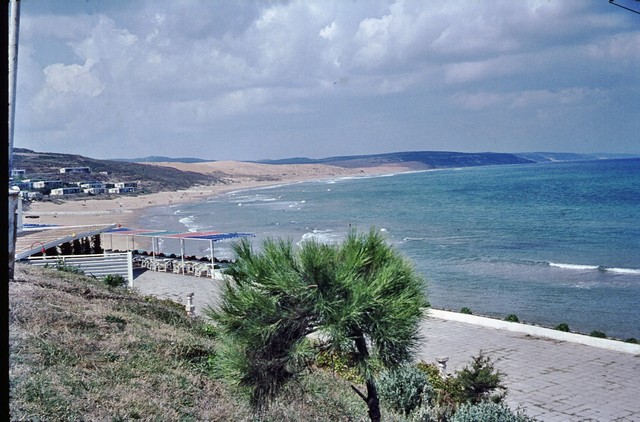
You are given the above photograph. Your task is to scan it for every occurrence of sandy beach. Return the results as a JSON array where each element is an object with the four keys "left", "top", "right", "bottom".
[{"left": 22, "top": 160, "right": 418, "bottom": 228}]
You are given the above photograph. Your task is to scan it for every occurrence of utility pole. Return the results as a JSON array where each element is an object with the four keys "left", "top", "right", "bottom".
[
  {"left": 8, "top": 0, "right": 21, "bottom": 280},
  {"left": 9, "top": 0, "right": 20, "bottom": 172}
]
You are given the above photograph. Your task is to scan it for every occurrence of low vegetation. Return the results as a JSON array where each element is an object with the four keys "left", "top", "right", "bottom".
[
  {"left": 9, "top": 264, "right": 368, "bottom": 420},
  {"left": 10, "top": 249, "right": 535, "bottom": 421}
]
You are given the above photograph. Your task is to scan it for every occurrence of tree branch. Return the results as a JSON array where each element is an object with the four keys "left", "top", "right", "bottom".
[{"left": 350, "top": 384, "right": 367, "bottom": 403}]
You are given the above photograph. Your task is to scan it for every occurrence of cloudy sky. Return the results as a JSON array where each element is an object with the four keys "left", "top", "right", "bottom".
[{"left": 13, "top": 0, "right": 640, "bottom": 161}]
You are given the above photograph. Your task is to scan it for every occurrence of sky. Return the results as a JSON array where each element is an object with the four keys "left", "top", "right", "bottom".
[{"left": 13, "top": 0, "right": 640, "bottom": 161}]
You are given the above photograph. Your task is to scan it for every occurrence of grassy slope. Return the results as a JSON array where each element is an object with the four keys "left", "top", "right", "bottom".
[
  {"left": 9, "top": 264, "right": 368, "bottom": 421},
  {"left": 12, "top": 149, "right": 222, "bottom": 194}
]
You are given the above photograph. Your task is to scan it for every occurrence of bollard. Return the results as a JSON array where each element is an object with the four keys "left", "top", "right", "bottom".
[
  {"left": 185, "top": 292, "right": 195, "bottom": 317},
  {"left": 436, "top": 356, "right": 449, "bottom": 378}
]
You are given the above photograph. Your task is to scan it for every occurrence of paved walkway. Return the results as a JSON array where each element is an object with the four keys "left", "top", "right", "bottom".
[
  {"left": 132, "top": 270, "right": 640, "bottom": 421},
  {"left": 415, "top": 319, "right": 640, "bottom": 421}
]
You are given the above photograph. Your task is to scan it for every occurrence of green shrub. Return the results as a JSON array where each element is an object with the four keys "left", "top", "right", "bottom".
[
  {"left": 451, "top": 352, "right": 505, "bottom": 405},
  {"left": 624, "top": 338, "right": 638, "bottom": 344},
  {"left": 416, "top": 361, "right": 449, "bottom": 394},
  {"left": 53, "top": 260, "right": 84, "bottom": 275},
  {"left": 554, "top": 323, "right": 570, "bottom": 332},
  {"left": 590, "top": 330, "right": 607, "bottom": 338},
  {"left": 103, "top": 274, "right": 126, "bottom": 288},
  {"left": 451, "top": 401, "right": 535, "bottom": 422},
  {"left": 460, "top": 307, "right": 472, "bottom": 315},
  {"left": 504, "top": 314, "right": 519, "bottom": 323},
  {"left": 314, "top": 349, "right": 363, "bottom": 384},
  {"left": 377, "top": 365, "right": 433, "bottom": 415}
]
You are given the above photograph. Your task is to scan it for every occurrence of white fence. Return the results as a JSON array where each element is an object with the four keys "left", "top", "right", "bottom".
[{"left": 25, "top": 252, "right": 134, "bottom": 287}]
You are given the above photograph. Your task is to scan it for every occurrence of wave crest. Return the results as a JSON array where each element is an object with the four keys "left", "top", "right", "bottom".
[{"left": 548, "top": 262, "right": 640, "bottom": 274}]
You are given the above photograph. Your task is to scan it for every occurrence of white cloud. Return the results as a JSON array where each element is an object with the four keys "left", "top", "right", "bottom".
[
  {"left": 13, "top": 0, "right": 640, "bottom": 158},
  {"left": 41, "top": 59, "right": 104, "bottom": 97}
]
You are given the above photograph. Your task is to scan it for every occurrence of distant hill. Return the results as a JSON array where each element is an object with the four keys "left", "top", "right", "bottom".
[
  {"left": 12, "top": 148, "right": 221, "bottom": 193},
  {"left": 112, "top": 156, "right": 213, "bottom": 164},
  {"left": 14, "top": 148, "right": 637, "bottom": 195},
  {"left": 259, "top": 151, "right": 534, "bottom": 168},
  {"left": 514, "top": 152, "right": 640, "bottom": 163},
  {"left": 107, "top": 150, "right": 640, "bottom": 168}
]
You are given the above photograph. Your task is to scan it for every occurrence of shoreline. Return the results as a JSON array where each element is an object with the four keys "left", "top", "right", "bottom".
[{"left": 22, "top": 161, "right": 418, "bottom": 228}]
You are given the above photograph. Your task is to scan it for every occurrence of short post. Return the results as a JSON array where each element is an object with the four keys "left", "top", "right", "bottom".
[
  {"left": 8, "top": 187, "right": 20, "bottom": 280},
  {"left": 185, "top": 292, "right": 195, "bottom": 317},
  {"left": 436, "top": 356, "right": 449, "bottom": 378}
]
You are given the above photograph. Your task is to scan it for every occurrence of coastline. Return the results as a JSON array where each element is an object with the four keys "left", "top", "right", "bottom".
[{"left": 22, "top": 161, "right": 418, "bottom": 228}]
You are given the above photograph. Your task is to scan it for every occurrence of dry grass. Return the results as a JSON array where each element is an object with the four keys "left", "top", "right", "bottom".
[{"left": 9, "top": 264, "right": 369, "bottom": 421}]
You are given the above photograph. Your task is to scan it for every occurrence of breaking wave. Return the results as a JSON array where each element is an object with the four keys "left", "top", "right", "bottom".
[{"left": 548, "top": 262, "right": 640, "bottom": 275}]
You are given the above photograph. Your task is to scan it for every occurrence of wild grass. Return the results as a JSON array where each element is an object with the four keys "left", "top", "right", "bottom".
[{"left": 10, "top": 264, "right": 369, "bottom": 421}]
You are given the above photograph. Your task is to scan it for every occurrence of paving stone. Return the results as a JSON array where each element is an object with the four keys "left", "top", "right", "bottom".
[{"left": 132, "top": 271, "right": 640, "bottom": 421}]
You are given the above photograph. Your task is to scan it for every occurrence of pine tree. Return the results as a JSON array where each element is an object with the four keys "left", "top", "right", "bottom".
[{"left": 210, "top": 229, "right": 428, "bottom": 422}]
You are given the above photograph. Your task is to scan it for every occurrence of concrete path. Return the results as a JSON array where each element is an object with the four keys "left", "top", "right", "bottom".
[
  {"left": 415, "top": 318, "right": 640, "bottom": 421},
  {"left": 132, "top": 270, "right": 640, "bottom": 421}
]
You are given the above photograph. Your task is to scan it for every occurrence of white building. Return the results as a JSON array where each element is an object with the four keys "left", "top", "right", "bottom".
[
  {"left": 50, "top": 187, "right": 81, "bottom": 196},
  {"left": 79, "top": 182, "right": 105, "bottom": 189},
  {"left": 32, "top": 180, "right": 63, "bottom": 189},
  {"left": 84, "top": 187, "right": 107, "bottom": 195},
  {"left": 108, "top": 187, "right": 135, "bottom": 194},
  {"left": 115, "top": 182, "right": 138, "bottom": 188},
  {"left": 25, "top": 191, "right": 43, "bottom": 200}
]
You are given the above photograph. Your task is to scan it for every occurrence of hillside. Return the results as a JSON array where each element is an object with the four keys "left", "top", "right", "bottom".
[
  {"left": 260, "top": 151, "right": 533, "bottom": 168},
  {"left": 12, "top": 149, "right": 222, "bottom": 193},
  {"left": 113, "top": 150, "right": 533, "bottom": 168},
  {"left": 9, "top": 264, "right": 368, "bottom": 420}
]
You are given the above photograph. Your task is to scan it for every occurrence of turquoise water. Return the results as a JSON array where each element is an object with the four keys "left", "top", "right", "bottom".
[{"left": 138, "top": 159, "right": 640, "bottom": 339}]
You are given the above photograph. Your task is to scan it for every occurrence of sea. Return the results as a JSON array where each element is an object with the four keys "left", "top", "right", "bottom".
[{"left": 136, "top": 158, "right": 640, "bottom": 340}]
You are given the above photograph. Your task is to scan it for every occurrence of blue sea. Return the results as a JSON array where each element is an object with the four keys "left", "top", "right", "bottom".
[{"left": 137, "top": 158, "right": 640, "bottom": 340}]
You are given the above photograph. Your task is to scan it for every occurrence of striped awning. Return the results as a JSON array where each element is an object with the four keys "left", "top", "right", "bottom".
[{"left": 105, "top": 227, "right": 254, "bottom": 241}]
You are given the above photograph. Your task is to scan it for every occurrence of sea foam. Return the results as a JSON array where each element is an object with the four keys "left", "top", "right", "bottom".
[{"left": 549, "top": 262, "right": 640, "bottom": 275}]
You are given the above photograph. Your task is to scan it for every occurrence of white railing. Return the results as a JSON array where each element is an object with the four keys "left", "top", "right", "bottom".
[{"left": 25, "top": 252, "right": 134, "bottom": 287}]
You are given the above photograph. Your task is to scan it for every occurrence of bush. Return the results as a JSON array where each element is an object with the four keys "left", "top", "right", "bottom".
[
  {"left": 314, "top": 349, "right": 362, "bottom": 384},
  {"left": 103, "top": 274, "right": 127, "bottom": 288},
  {"left": 451, "top": 401, "right": 535, "bottom": 422},
  {"left": 590, "top": 330, "right": 607, "bottom": 339},
  {"left": 377, "top": 365, "right": 433, "bottom": 415},
  {"left": 624, "top": 338, "right": 638, "bottom": 344},
  {"left": 451, "top": 352, "right": 506, "bottom": 405},
  {"left": 555, "top": 323, "right": 570, "bottom": 332},
  {"left": 52, "top": 260, "right": 84, "bottom": 275},
  {"left": 460, "top": 307, "right": 472, "bottom": 315},
  {"left": 504, "top": 314, "right": 519, "bottom": 323}
]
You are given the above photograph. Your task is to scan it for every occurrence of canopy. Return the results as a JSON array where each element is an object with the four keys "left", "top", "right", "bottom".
[
  {"left": 105, "top": 227, "right": 254, "bottom": 241},
  {"left": 103, "top": 227, "right": 255, "bottom": 278}
]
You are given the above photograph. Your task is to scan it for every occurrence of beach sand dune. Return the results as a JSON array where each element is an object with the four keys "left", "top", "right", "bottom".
[{"left": 21, "top": 161, "right": 415, "bottom": 228}]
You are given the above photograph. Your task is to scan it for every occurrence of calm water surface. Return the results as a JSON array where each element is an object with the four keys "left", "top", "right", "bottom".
[{"left": 137, "top": 159, "right": 640, "bottom": 339}]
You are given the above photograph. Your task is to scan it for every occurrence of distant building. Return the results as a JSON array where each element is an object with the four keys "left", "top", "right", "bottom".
[
  {"left": 11, "top": 169, "right": 26, "bottom": 178},
  {"left": 60, "top": 166, "right": 91, "bottom": 174},
  {"left": 79, "top": 182, "right": 105, "bottom": 189},
  {"left": 115, "top": 182, "right": 138, "bottom": 188},
  {"left": 83, "top": 187, "right": 107, "bottom": 195},
  {"left": 108, "top": 187, "right": 135, "bottom": 194},
  {"left": 12, "top": 181, "right": 31, "bottom": 191},
  {"left": 25, "top": 191, "right": 43, "bottom": 200},
  {"left": 32, "top": 180, "right": 63, "bottom": 189},
  {"left": 51, "top": 187, "right": 81, "bottom": 196}
]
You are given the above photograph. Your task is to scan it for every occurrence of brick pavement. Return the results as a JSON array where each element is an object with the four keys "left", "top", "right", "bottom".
[
  {"left": 415, "top": 317, "right": 640, "bottom": 421},
  {"left": 133, "top": 270, "right": 640, "bottom": 421}
]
